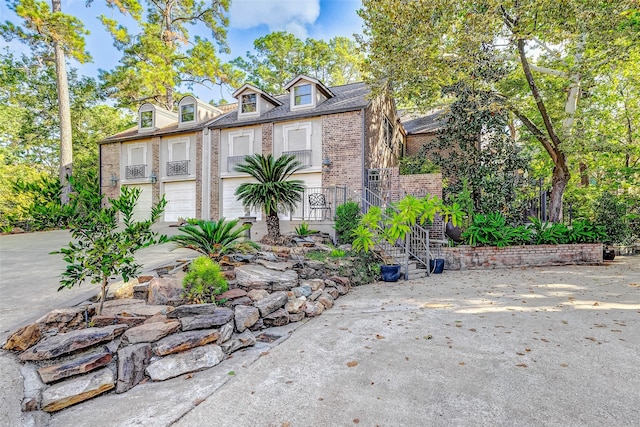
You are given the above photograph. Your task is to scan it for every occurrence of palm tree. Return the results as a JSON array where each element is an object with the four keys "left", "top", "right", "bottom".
[{"left": 234, "top": 154, "right": 306, "bottom": 240}]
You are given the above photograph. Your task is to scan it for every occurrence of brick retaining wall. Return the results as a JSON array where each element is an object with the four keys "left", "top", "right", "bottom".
[{"left": 441, "top": 244, "right": 603, "bottom": 270}]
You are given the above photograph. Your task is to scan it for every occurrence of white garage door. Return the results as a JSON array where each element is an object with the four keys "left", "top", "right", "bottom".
[
  {"left": 123, "top": 184, "right": 152, "bottom": 222},
  {"left": 221, "top": 177, "right": 262, "bottom": 220},
  {"left": 164, "top": 181, "right": 196, "bottom": 222}
]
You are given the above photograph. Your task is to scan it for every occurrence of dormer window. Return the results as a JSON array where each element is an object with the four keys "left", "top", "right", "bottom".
[
  {"left": 294, "top": 84, "right": 312, "bottom": 106},
  {"left": 241, "top": 94, "right": 257, "bottom": 113},
  {"left": 140, "top": 110, "right": 153, "bottom": 129},
  {"left": 180, "top": 103, "right": 195, "bottom": 123}
]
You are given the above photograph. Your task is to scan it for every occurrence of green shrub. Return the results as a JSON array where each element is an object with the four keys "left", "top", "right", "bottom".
[
  {"left": 463, "top": 212, "right": 516, "bottom": 247},
  {"left": 566, "top": 220, "right": 607, "bottom": 244},
  {"left": 169, "top": 218, "right": 259, "bottom": 259},
  {"left": 182, "top": 256, "right": 228, "bottom": 304},
  {"left": 529, "top": 217, "right": 569, "bottom": 245},
  {"left": 295, "top": 221, "right": 318, "bottom": 236},
  {"left": 330, "top": 248, "right": 346, "bottom": 258},
  {"left": 334, "top": 201, "right": 361, "bottom": 244},
  {"left": 593, "top": 192, "right": 630, "bottom": 245},
  {"left": 399, "top": 154, "right": 441, "bottom": 175}
]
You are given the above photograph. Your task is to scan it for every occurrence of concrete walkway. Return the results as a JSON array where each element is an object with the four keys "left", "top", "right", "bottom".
[{"left": 2, "top": 256, "right": 637, "bottom": 426}]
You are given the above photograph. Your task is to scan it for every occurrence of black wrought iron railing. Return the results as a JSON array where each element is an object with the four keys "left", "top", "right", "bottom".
[
  {"left": 125, "top": 164, "right": 146, "bottom": 180},
  {"left": 283, "top": 149, "right": 312, "bottom": 167},
  {"left": 167, "top": 160, "right": 190, "bottom": 176}
]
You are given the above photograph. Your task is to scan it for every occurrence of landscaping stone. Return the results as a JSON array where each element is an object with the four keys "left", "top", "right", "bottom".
[
  {"left": 147, "top": 276, "right": 184, "bottom": 306},
  {"left": 221, "top": 269, "right": 236, "bottom": 281},
  {"left": 100, "top": 300, "right": 173, "bottom": 318},
  {"left": 304, "top": 301, "right": 325, "bottom": 317},
  {"left": 329, "top": 276, "right": 351, "bottom": 286},
  {"left": 318, "top": 292, "right": 335, "bottom": 309},
  {"left": 253, "top": 291, "right": 288, "bottom": 317},
  {"left": 36, "top": 308, "right": 85, "bottom": 334},
  {"left": 304, "top": 260, "right": 325, "bottom": 270},
  {"left": 333, "top": 283, "right": 350, "bottom": 296},
  {"left": 217, "top": 321, "right": 234, "bottom": 344},
  {"left": 116, "top": 344, "right": 152, "bottom": 393},
  {"left": 289, "top": 312, "right": 305, "bottom": 322},
  {"left": 249, "top": 318, "right": 265, "bottom": 331},
  {"left": 106, "top": 278, "right": 138, "bottom": 300},
  {"left": 325, "top": 287, "right": 339, "bottom": 299},
  {"left": 21, "top": 364, "right": 45, "bottom": 412},
  {"left": 91, "top": 315, "right": 147, "bottom": 328},
  {"left": 153, "top": 329, "right": 220, "bottom": 356},
  {"left": 38, "top": 350, "right": 113, "bottom": 384},
  {"left": 122, "top": 320, "right": 180, "bottom": 344},
  {"left": 137, "top": 275, "right": 154, "bottom": 283},
  {"left": 235, "top": 264, "right": 298, "bottom": 291},
  {"left": 133, "top": 282, "right": 150, "bottom": 300},
  {"left": 179, "top": 309, "right": 234, "bottom": 331},
  {"left": 255, "top": 259, "right": 294, "bottom": 271},
  {"left": 308, "top": 290, "right": 323, "bottom": 301},
  {"left": 247, "top": 289, "right": 269, "bottom": 302},
  {"left": 302, "top": 279, "right": 325, "bottom": 291},
  {"left": 220, "top": 331, "right": 256, "bottom": 354},
  {"left": 225, "top": 296, "right": 253, "bottom": 307},
  {"left": 263, "top": 308, "right": 289, "bottom": 327},
  {"left": 234, "top": 305, "right": 259, "bottom": 332},
  {"left": 145, "top": 344, "right": 225, "bottom": 381},
  {"left": 3, "top": 323, "right": 42, "bottom": 352},
  {"left": 219, "top": 288, "right": 247, "bottom": 300},
  {"left": 291, "top": 285, "right": 312, "bottom": 298},
  {"left": 285, "top": 297, "right": 307, "bottom": 314},
  {"left": 20, "top": 325, "right": 128, "bottom": 361},
  {"left": 167, "top": 303, "right": 218, "bottom": 318},
  {"left": 41, "top": 368, "right": 115, "bottom": 412}
]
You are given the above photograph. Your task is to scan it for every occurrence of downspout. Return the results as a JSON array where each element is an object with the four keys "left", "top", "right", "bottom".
[{"left": 202, "top": 127, "right": 211, "bottom": 220}]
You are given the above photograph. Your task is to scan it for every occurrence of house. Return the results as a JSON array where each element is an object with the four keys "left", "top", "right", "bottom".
[{"left": 99, "top": 75, "right": 418, "bottom": 223}]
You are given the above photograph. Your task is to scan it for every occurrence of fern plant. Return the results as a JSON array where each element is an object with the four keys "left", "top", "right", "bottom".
[{"left": 169, "top": 218, "right": 259, "bottom": 259}]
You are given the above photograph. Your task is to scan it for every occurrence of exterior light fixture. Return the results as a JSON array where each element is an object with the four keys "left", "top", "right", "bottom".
[
  {"left": 149, "top": 171, "right": 158, "bottom": 183},
  {"left": 322, "top": 157, "right": 332, "bottom": 170},
  {"left": 110, "top": 174, "right": 118, "bottom": 187}
]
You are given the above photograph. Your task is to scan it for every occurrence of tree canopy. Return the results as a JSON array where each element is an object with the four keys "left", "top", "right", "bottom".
[
  {"left": 358, "top": 0, "right": 640, "bottom": 222},
  {"left": 232, "top": 31, "right": 364, "bottom": 94}
]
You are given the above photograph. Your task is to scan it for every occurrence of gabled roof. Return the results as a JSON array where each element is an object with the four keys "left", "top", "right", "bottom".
[
  {"left": 100, "top": 121, "right": 205, "bottom": 144},
  {"left": 232, "top": 83, "right": 282, "bottom": 107},
  {"left": 284, "top": 74, "right": 334, "bottom": 99},
  {"left": 400, "top": 109, "right": 445, "bottom": 135},
  {"left": 209, "top": 81, "right": 370, "bottom": 130}
]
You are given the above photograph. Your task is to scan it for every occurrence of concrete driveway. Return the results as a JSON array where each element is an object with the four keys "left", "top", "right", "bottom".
[
  {"left": 3, "top": 256, "right": 637, "bottom": 426},
  {"left": 0, "top": 226, "right": 193, "bottom": 344}
]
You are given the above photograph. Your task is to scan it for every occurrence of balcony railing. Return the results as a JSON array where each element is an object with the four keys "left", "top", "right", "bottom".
[
  {"left": 227, "top": 155, "right": 249, "bottom": 173},
  {"left": 167, "top": 160, "right": 190, "bottom": 176},
  {"left": 283, "top": 149, "right": 312, "bottom": 167},
  {"left": 125, "top": 164, "right": 146, "bottom": 180}
]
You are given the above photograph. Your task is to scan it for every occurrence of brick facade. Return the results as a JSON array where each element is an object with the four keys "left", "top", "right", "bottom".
[
  {"left": 321, "top": 111, "right": 364, "bottom": 194},
  {"left": 261, "top": 123, "right": 273, "bottom": 155},
  {"left": 364, "top": 92, "right": 402, "bottom": 170},
  {"left": 195, "top": 131, "right": 203, "bottom": 218},
  {"left": 441, "top": 244, "right": 603, "bottom": 270},
  {"left": 210, "top": 129, "right": 220, "bottom": 220},
  {"left": 398, "top": 173, "right": 443, "bottom": 199},
  {"left": 151, "top": 137, "right": 160, "bottom": 204},
  {"left": 406, "top": 133, "right": 436, "bottom": 156},
  {"left": 99, "top": 142, "right": 120, "bottom": 203}
]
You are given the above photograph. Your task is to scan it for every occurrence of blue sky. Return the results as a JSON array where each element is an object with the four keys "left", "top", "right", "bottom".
[{"left": 0, "top": 0, "right": 364, "bottom": 102}]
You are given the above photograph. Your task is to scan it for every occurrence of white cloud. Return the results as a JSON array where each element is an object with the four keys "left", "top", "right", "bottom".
[{"left": 229, "top": 0, "right": 320, "bottom": 37}]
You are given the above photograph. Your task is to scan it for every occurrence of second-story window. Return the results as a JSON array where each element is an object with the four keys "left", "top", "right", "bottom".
[
  {"left": 384, "top": 116, "right": 394, "bottom": 148},
  {"left": 294, "top": 84, "right": 312, "bottom": 106},
  {"left": 180, "top": 104, "right": 195, "bottom": 123},
  {"left": 241, "top": 93, "right": 257, "bottom": 113},
  {"left": 140, "top": 111, "right": 153, "bottom": 129}
]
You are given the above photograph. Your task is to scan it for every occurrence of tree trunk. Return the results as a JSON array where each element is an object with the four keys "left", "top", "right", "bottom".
[
  {"left": 52, "top": 0, "right": 73, "bottom": 205},
  {"left": 579, "top": 162, "right": 589, "bottom": 186},
  {"left": 265, "top": 213, "right": 280, "bottom": 240},
  {"left": 98, "top": 276, "right": 108, "bottom": 316},
  {"left": 549, "top": 152, "right": 570, "bottom": 223}
]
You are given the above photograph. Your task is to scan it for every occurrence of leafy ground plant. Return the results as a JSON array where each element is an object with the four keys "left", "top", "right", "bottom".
[
  {"left": 182, "top": 256, "right": 228, "bottom": 304},
  {"left": 53, "top": 186, "right": 167, "bottom": 315},
  {"left": 295, "top": 221, "right": 318, "bottom": 236},
  {"left": 169, "top": 218, "right": 259, "bottom": 259},
  {"left": 334, "top": 201, "right": 362, "bottom": 244}
]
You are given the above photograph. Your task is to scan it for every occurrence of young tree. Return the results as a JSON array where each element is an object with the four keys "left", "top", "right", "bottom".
[
  {"left": 234, "top": 154, "right": 305, "bottom": 241},
  {"left": 2, "top": 0, "right": 91, "bottom": 204},
  {"left": 358, "top": 1, "right": 640, "bottom": 222},
  {"left": 100, "top": 0, "right": 240, "bottom": 109},
  {"left": 54, "top": 186, "right": 167, "bottom": 315},
  {"left": 232, "top": 32, "right": 364, "bottom": 94}
]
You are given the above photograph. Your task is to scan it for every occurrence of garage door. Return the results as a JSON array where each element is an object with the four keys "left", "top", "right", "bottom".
[
  {"left": 164, "top": 181, "right": 196, "bottom": 222},
  {"left": 123, "top": 184, "right": 152, "bottom": 222},
  {"left": 221, "top": 177, "right": 262, "bottom": 220}
]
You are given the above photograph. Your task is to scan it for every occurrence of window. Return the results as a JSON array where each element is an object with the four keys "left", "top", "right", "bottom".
[
  {"left": 180, "top": 104, "right": 195, "bottom": 123},
  {"left": 167, "top": 138, "right": 190, "bottom": 176},
  {"left": 125, "top": 143, "right": 147, "bottom": 179},
  {"left": 228, "top": 130, "right": 255, "bottom": 172},
  {"left": 384, "top": 116, "right": 394, "bottom": 148},
  {"left": 283, "top": 122, "right": 312, "bottom": 166},
  {"left": 241, "top": 94, "right": 257, "bottom": 113},
  {"left": 294, "top": 84, "right": 312, "bottom": 106},
  {"left": 140, "top": 111, "right": 153, "bottom": 128}
]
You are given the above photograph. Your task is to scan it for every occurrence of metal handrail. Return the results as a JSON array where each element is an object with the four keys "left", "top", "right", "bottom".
[
  {"left": 283, "top": 149, "right": 312, "bottom": 167},
  {"left": 227, "top": 155, "right": 248, "bottom": 173},
  {"left": 166, "top": 160, "right": 190, "bottom": 176},
  {"left": 125, "top": 164, "right": 146, "bottom": 179}
]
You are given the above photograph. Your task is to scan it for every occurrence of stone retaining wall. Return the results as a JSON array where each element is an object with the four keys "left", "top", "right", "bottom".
[{"left": 441, "top": 244, "right": 603, "bottom": 270}]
